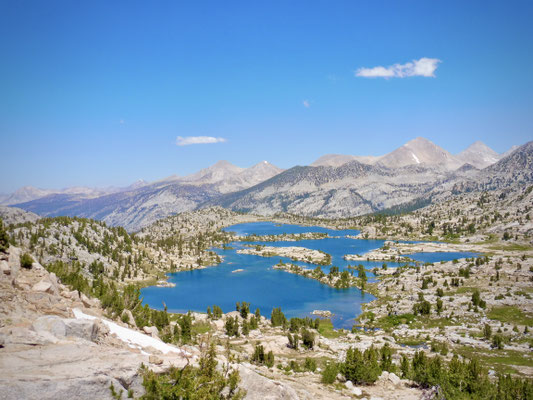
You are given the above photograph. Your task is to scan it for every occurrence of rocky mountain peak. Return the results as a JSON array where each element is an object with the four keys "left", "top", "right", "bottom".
[
  {"left": 454, "top": 140, "right": 533, "bottom": 192},
  {"left": 129, "top": 179, "right": 148, "bottom": 189},
  {"left": 405, "top": 136, "right": 433, "bottom": 146},
  {"left": 181, "top": 160, "right": 245, "bottom": 184},
  {"left": 246, "top": 161, "right": 283, "bottom": 173},
  {"left": 209, "top": 161, "right": 284, "bottom": 194},
  {"left": 468, "top": 140, "right": 493, "bottom": 150},
  {"left": 211, "top": 160, "right": 240, "bottom": 169},
  {"left": 378, "top": 137, "right": 460, "bottom": 169},
  {"left": 403, "top": 137, "right": 443, "bottom": 153},
  {"left": 456, "top": 141, "right": 500, "bottom": 169},
  {"left": 489, "top": 140, "right": 532, "bottom": 169},
  {"left": 311, "top": 154, "right": 359, "bottom": 167}
]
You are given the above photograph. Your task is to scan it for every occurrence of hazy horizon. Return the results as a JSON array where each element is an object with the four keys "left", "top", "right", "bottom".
[{"left": 0, "top": 137, "right": 526, "bottom": 194}]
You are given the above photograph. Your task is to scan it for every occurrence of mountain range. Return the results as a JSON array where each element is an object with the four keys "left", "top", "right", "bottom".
[
  {"left": 6, "top": 138, "right": 531, "bottom": 231},
  {"left": 7, "top": 160, "right": 284, "bottom": 230},
  {"left": 0, "top": 180, "right": 149, "bottom": 207},
  {"left": 311, "top": 137, "right": 511, "bottom": 170}
]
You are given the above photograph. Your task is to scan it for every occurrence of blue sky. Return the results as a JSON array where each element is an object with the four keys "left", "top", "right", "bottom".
[{"left": 1, "top": 0, "right": 532, "bottom": 192}]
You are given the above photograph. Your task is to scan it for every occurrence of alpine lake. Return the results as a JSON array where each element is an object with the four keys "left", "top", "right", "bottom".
[{"left": 141, "top": 222, "right": 476, "bottom": 329}]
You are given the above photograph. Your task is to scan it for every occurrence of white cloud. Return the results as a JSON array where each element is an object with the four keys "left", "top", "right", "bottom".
[
  {"left": 303, "top": 99, "right": 310, "bottom": 108},
  {"left": 176, "top": 136, "right": 227, "bottom": 146},
  {"left": 355, "top": 57, "right": 441, "bottom": 79},
  {"left": 119, "top": 119, "right": 125, "bottom": 124}
]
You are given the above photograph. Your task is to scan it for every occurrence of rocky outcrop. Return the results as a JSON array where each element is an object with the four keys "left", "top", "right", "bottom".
[
  {"left": 236, "top": 364, "right": 299, "bottom": 400},
  {"left": 0, "top": 245, "right": 310, "bottom": 400},
  {"left": 0, "top": 246, "right": 185, "bottom": 399},
  {"left": 0, "top": 342, "right": 148, "bottom": 400},
  {"left": 0, "top": 205, "right": 40, "bottom": 225}
]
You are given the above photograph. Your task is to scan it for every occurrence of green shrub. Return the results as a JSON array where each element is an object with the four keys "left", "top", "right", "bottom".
[
  {"left": 472, "top": 289, "right": 486, "bottom": 308},
  {"left": 492, "top": 334, "right": 504, "bottom": 349},
  {"left": 121, "top": 312, "right": 130, "bottom": 324},
  {"left": 303, "top": 357, "right": 317, "bottom": 372},
  {"left": 400, "top": 355, "right": 410, "bottom": 378},
  {"left": 141, "top": 342, "right": 245, "bottom": 399},
  {"left": 287, "top": 333, "right": 299, "bottom": 350},
  {"left": 436, "top": 298, "right": 443, "bottom": 314},
  {"left": 483, "top": 323, "right": 492, "bottom": 340},
  {"left": 413, "top": 300, "right": 431, "bottom": 315},
  {"left": 20, "top": 253, "right": 34, "bottom": 269},
  {"left": 407, "top": 352, "right": 533, "bottom": 399},
  {"left": 301, "top": 328, "right": 315, "bottom": 349},
  {"left": 251, "top": 343, "right": 274, "bottom": 368},
  {"left": 321, "top": 362, "right": 338, "bottom": 384},
  {"left": 0, "top": 219, "right": 9, "bottom": 253}
]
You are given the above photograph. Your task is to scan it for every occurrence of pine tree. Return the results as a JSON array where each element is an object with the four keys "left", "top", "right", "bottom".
[
  {"left": 340, "top": 346, "right": 380, "bottom": 384},
  {"left": 0, "top": 218, "right": 9, "bottom": 253},
  {"left": 242, "top": 320, "right": 249, "bottom": 336},
  {"left": 287, "top": 333, "right": 299, "bottom": 350},
  {"left": 270, "top": 307, "right": 287, "bottom": 327}
]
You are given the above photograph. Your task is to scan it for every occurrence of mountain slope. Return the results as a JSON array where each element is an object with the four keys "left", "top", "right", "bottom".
[
  {"left": 0, "top": 186, "right": 54, "bottom": 205},
  {"left": 13, "top": 160, "right": 284, "bottom": 231},
  {"left": 9, "top": 139, "right": 531, "bottom": 230},
  {"left": 14, "top": 182, "right": 219, "bottom": 232},
  {"left": 500, "top": 145, "right": 519, "bottom": 158},
  {"left": 477, "top": 140, "right": 533, "bottom": 188},
  {"left": 179, "top": 160, "right": 245, "bottom": 185},
  {"left": 377, "top": 137, "right": 462, "bottom": 169},
  {"left": 215, "top": 161, "right": 284, "bottom": 193},
  {"left": 456, "top": 141, "right": 500, "bottom": 169},
  {"left": 175, "top": 160, "right": 283, "bottom": 193},
  {"left": 311, "top": 154, "right": 382, "bottom": 167},
  {"left": 311, "top": 138, "right": 463, "bottom": 170},
  {"left": 208, "top": 161, "right": 454, "bottom": 218},
  {"left": 211, "top": 141, "right": 533, "bottom": 219},
  {"left": 0, "top": 184, "right": 141, "bottom": 207},
  {"left": 451, "top": 141, "right": 533, "bottom": 193}
]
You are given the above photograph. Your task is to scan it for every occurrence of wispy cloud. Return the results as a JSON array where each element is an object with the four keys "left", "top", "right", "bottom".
[
  {"left": 303, "top": 99, "right": 311, "bottom": 108},
  {"left": 355, "top": 57, "right": 441, "bottom": 79},
  {"left": 176, "top": 136, "right": 227, "bottom": 146}
]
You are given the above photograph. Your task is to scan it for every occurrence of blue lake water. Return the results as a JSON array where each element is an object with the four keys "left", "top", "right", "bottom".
[{"left": 141, "top": 222, "right": 477, "bottom": 329}]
